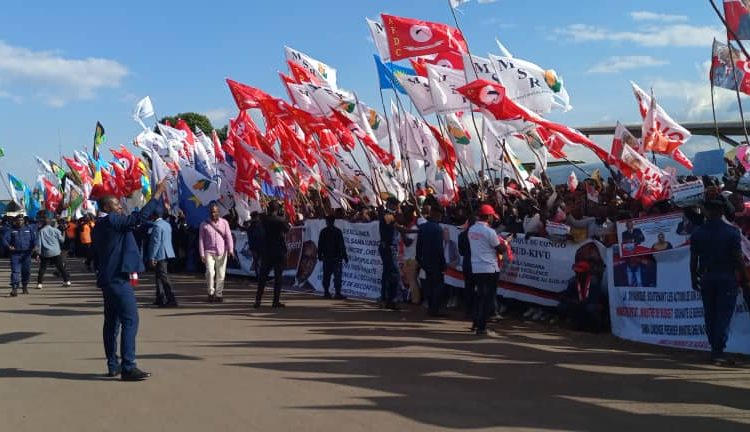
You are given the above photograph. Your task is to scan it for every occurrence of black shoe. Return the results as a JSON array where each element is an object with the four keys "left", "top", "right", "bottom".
[
  {"left": 323, "top": 292, "right": 332, "bottom": 299},
  {"left": 476, "top": 329, "right": 498, "bottom": 337},
  {"left": 106, "top": 368, "right": 121, "bottom": 378},
  {"left": 252, "top": 301, "right": 261, "bottom": 309},
  {"left": 214, "top": 296, "right": 223, "bottom": 303},
  {"left": 9, "top": 289, "right": 17, "bottom": 297},
  {"left": 21, "top": 287, "right": 29, "bottom": 295},
  {"left": 711, "top": 356, "right": 736, "bottom": 366},
  {"left": 121, "top": 368, "right": 151, "bottom": 381},
  {"left": 334, "top": 294, "right": 347, "bottom": 300},
  {"left": 164, "top": 301, "right": 178, "bottom": 308},
  {"left": 271, "top": 302, "right": 285, "bottom": 308},
  {"left": 208, "top": 294, "right": 215, "bottom": 303},
  {"left": 428, "top": 311, "right": 450, "bottom": 318},
  {"left": 153, "top": 299, "right": 165, "bottom": 306},
  {"left": 384, "top": 302, "right": 400, "bottom": 311}
]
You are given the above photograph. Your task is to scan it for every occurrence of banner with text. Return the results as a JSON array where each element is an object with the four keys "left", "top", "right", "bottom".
[{"left": 607, "top": 247, "right": 750, "bottom": 354}]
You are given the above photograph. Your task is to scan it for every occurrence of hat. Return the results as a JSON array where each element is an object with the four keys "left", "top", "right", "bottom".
[
  {"left": 573, "top": 261, "right": 591, "bottom": 273},
  {"left": 478, "top": 204, "right": 498, "bottom": 218}
]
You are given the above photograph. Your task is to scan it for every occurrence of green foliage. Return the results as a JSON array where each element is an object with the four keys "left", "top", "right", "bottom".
[
  {"left": 215, "top": 124, "right": 228, "bottom": 142},
  {"left": 157, "top": 112, "right": 214, "bottom": 134}
]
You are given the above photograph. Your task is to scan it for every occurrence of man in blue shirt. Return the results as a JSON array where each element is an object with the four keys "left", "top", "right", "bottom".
[
  {"left": 3, "top": 214, "right": 37, "bottom": 296},
  {"left": 417, "top": 207, "right": 447, "bottom": 317},
  {"left": 690, "top": 199, "right": 750, "bottom": 365},
  {"left": 146, "top": 207, "right": 177, "bottom": 308},
  {"left": 92, "top": 180, "right": 166, "bottom": 381}
]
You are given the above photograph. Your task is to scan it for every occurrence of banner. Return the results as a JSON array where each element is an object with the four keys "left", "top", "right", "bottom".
[
  {"left": 226, "top": 227, "right": 304, "bottom": 277},
  {"left": 670, "top": 180, "right": 705, "bottom": 207},
  {"left": 297, "top": 220, "right": 383, "bottom": 299},
  {"left": 617, "top": 213, "right": 689, "bottom": 257},
  {"left": 608, "top": 247, "right": 750, "bottom": 354}
]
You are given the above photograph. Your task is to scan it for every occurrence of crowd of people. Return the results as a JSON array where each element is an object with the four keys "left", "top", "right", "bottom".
[{"left": 3, "top": 159, "right": 750, "bottom": 377}]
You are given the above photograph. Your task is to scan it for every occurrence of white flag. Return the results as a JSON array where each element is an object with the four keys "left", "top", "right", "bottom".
[
  {"left": 395, "top": 73, "right": 436, "bottom": 115},
  {"left": 462, "top": 53, "right": 501, "bottom": 84},
  {"left": 489, "top": 54, "right": 571, "bottom": 113},
  {"left": 426, "top": 63, "right": 470, "bottom": 113},
  {"left": 288, "top": 83, "right": 324, "bottom": 115},
  {"left": 285, "top": 46, "right": 338, "bottom": 90},
  {"left": 366, "top": 18, "right": 391, "bottom": 62},
  {"left": 133, "top": 96, "right": 155, "bottom": 130}
]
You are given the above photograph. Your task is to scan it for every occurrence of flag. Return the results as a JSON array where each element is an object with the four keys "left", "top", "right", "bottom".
[
  {"left": 64, "top": 181, "right": 85, "bottom": 212},
  {"left": 7, "top": 173, "right": 25, "bottom": 202},
  {"left": 42, "top": 177, "right": 62, "bottom": 212},
  {"left": 366, "top": 18, "right": 391, "bottom": 62},
  {"left": 426, "top": 63, "right": 469, "bottom": 113},
  {"left": 0, "top": 147, "right": 4, "bottom": 157},
  {"left": 426, "top": 50, "right": 465, "bottom": 70},
  {"left": 178, "top": 169, "right": 211, "bottom": 228},
  {"left": 724, "top": 0, "right": 750, "bottom": 40},
  {"left": 445, "top": 113, "right": 474, "bottom": 168},
  {"left": 380, "top": 14, "right": 467, "bottom": 61},
  {"left": 395, "top": 73, "right": 436, "bottom": 115},
  {"left": 457, "top": 79, "right": 609, "bottom": 161},
  {"left": 211, "top": 129, "right": 225, "bottom": 163},
  {"left": 133, "top": 96, "right": 154, "bottom": 129},
  {"left": 609, "top": 122, "right": 639, "bottom": 177},
  {"left": 449, "top": 0, "right": 470, "bottom": 7},
  {"left": 567, "top": 171, "right": 579, "bottom": 192},
  {"left": 93, "top": 121, "right": 105, "bottom": 160},
  {"left": 332, "top": 109, "right": 394, "bottom": 165},
  {"left": 285, "top": 46, "right": 338, "bottom": 90},
  {"left": 489, "top": 54, "right": 571, "bottom": 113},
  {"left": 49, "top": 161, "right": 66, "bottom": 181},
  {"left": 63, "top": 156, "right": 92, "bottom": 186},
  {"left": 462, "top": 53, "right": 501, "bottom": 84},
  {"left": 632, "top": 82, "right": 693, "bottom": 169},
  {"left": 374, "top": 55, "right": 415, "bottom": 94},
  {"left": 35, "top": 156, "right": 53, "bottom": 175},
  {"left": 226, "top": 78, "right": 271, "bottom": 110},
  {"left": 710, "top": 39, "right": 750, "bottom": 95}
]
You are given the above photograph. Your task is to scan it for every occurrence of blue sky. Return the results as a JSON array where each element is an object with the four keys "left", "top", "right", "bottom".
[{"left": 0, "top": 0, "right": 740, "bottom": 196}]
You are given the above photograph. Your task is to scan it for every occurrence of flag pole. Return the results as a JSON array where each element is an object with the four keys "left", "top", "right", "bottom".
[
  {"left": 710, "top": 82, "right": 724, "bottom": 150},
  {"left": 709, "top": 0, "right": 750, "bottom": 58}
]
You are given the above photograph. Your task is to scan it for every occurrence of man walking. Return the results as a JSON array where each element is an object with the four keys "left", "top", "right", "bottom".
[
  {"left": 417, "top": 207, "right": 447, "bottom": 317},
  {"left": 3, "top": 214, "right": 37, "bottom": 296},
  {"left": 146, "top": 208, "right": 177, "bottom": 307},
  {"left": 92, "top": 180, "right": 166, "bottom": 381},
  {"left": 80, "top": 214, "right": 95, "bottom": 271},
  {"left": 468, "top": 205, "right": 505, "bottom": 336},
  {"left": 254, "top": 201, "right": 290, "bottom": 308},
  {"left": 690, "top": 199, "right": 750, "bottom": 365},
  {"left": 199, "top": 202, "right": 234, "bottom": 303},
  {"left": 378, "top": 198, "right": 402, "bottom": 310},
  {"left": 317, "top": 215, "right": 348, "bottom": 300},
  {"left": 36, "top": 212, "right": 71, "bottom": 289}
]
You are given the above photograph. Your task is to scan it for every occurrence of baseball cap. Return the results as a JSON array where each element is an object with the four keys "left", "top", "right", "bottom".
[{"left": 478, "top": 204, "right": 498, "bottom": 218}]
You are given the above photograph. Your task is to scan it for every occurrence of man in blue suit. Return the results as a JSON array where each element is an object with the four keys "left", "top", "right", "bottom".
[
  {"left": 92, "top": 180, "right": 166, "bottom": 381},
  {"left": 416, "top": 207, "right": 447, "bottom": 317},
  {"left": 146, "top": 208, "right": 177, "bottom": 307}
]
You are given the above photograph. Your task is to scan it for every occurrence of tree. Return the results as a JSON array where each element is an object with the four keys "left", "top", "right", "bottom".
[
  {"left": 215, "top": 124, "right": 228, "bottom": 142},
  {"left": 157, "top": 112, "right": 214, "bottom": 134}
]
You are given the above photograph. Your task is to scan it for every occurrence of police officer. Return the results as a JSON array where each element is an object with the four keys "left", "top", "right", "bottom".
[
  {"left": 317, "top": 215, "right": 348, "bottom": 299},
  {"left": 378, "top": 198, "right": 402, "bottom": 310},
  {"left": 2, "top": 214, "right": 37, "bottom": 296},
  {"left": 690, "top": 199, "right": 750, "bottom": 365},
  {"left": 416, "top": 207, "right": 447, "bottom": 317}
]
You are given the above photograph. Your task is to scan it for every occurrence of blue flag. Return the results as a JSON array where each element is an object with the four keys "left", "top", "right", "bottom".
[
  {"left": 374, "top": 55, "right": 414, "bottom": 95},
  {"left": 178, "top": 172, "right": 209, "bottom": 228}
]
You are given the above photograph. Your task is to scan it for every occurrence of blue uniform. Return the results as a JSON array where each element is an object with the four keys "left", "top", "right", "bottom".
[
  {"left": 2, "top": 224, "right": 37, "bottom": 289},
  {"left": 92, "top": 198, "right": 162, "bottom": 374},
  {"left": 691, "top": 220, "right": 741, "bottom": 359},
  {"left": 416, "top": 220, "right": 446, "bottom": 315}
]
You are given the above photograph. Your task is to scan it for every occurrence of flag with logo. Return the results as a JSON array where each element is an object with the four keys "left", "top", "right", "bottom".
[
  {"left": 366, "top": 18, "right": 391, "bottom": 62},
  {"left": 380, "top": 14, "right": 467, "bottom": 61},
  {"left": 133, "top": 96, "right": 155, "bottom": 130},
  {"left": 374, "top": 55, "right": 415, "bottom": 94},
  {"left": 285, "top": 46, "right": 338, "bottom": 90},
  {"left": 724, "top": 0, "right": 750, "bottom": 40},
  {"left": 93, "top": 121, "right": 105, "bottom": 161},
  {"left": 710, "top": 39, "right": 750, "bottom": 95},
  {"left": 396, "top": 73, "right": 436, "bottom": 115},
  {"left": 426, "top": 63, "right": 469, "bottom": 113},
  {"left": 489, "top": 54, "right": 571, "bottom": 113}
]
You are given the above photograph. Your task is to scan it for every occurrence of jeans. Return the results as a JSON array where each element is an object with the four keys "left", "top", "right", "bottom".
[
  {"left": 37, "top": 255, "right": 70, "bottom": 284},
  {"left": 322, "top": 258, "right": 343, "bottom": 295},
  {"left": 701, "top": 272, "right": 739, "bottom": 358},
  {"left": 10, "top": 252, "right": 31, "bottom": 288},
  {"left": 473, "top": 272, "right": 499, "bottom": 332},
  {"left": 154, "top": 260, "right": 175, "bottom": 303},
  {"left": 379, "top": 245, "right": 400, "bottom": 303},
  {"left": 102, "top": 278, "right": 139, "bottom": 373},
  {"left": 256, "top": 254, "right": 285, "bottom": 305}
]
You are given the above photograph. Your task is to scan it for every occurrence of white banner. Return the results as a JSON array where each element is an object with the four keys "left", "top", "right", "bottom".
[
  {"left": 671, "top": 180, "right": 705, "bottom": 207},
  {"left": 297, "top": 220, "right": 383, "bottom": 299},
  {"left": 617, "top": 213, "right": 690, "bottom": 257},
  {"left": 607, "top": 248, "right": 750, "bottom": 354}
]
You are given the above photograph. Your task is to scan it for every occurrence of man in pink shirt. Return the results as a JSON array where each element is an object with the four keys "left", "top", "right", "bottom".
[{"left": 199, "top": 203, "right": 234, "bottom": 302}]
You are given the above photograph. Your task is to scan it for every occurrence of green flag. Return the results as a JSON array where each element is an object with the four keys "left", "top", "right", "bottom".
[
  {"left": 0, "top": 147, "right": 5, "bottom": 157},
  {"left": 93, "top": 121, "right": 105, "bottom": 160}
]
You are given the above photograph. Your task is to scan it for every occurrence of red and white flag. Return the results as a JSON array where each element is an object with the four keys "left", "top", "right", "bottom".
[
  {"left": 567, "top": 171, "right": 578, "bottom": 192},
  {"left": 381, "top": 14, "right": 467, "bottom": 61}
]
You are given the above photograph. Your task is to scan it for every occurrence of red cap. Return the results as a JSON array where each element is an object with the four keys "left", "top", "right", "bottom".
[
  {"left": 573, "top": 261, "right": 591, "bottom": 273},
  {"left": 478, "top": 204, "right": 498, "bottom": 218}
]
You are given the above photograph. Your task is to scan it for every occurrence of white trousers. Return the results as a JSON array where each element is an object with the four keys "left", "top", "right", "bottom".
[{"left": 205, "top": 253, "right": 228, "bottom": 297}]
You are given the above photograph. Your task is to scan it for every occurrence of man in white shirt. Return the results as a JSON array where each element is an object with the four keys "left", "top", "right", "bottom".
[{"left": 468, "top": 204, "right": 507, "bottom": 336}]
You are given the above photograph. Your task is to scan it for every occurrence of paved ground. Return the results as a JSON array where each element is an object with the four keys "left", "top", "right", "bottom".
[{"left": 1, "top": 257, "right": 750, "bottom": 432}]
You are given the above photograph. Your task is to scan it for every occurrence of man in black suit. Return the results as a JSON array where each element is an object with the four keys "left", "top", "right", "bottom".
[
  {"left": 254, "top": 201, "right": 290, "bottom": 308},
  {"left": 417, "top": 207, "right": 447, "bottom": 317},
  {"left": 317, "top": 215, "right": 348, "bottom": 299},
  {"left": 621, "top": 221, "right": 645, "bottom": 246},
  {"left": 92, "top": 180, "right": 166, "bottom": 381}
]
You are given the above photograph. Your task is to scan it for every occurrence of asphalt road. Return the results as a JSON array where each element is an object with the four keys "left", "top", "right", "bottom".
[{"left": 1, "top": 256, "right": 749, "bottom": 431}]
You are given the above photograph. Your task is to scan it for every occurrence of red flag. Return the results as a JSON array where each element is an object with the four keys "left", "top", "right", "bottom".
[
  {"left": 287, "top": 60, "right": 321, "bottom": 85},
  {"left": 457, "top": 79, "right": 609, "bottom": 162},
  {"left": 331, "top": 110, "right": 394, "bottom": 164},
  {"left": 409, "top": 58, "right": 429, "bottom": 77},
  {"left": 426, "top": 50, "right": 464, "bottom": 70},
  {"left": 535, "top": 127, "right": 568, "bottom": 159},
  {"left": 90, "top": 168, "right": 121, "bottom": 200},
  {"left": 110, "top": 146, "right": 141, "bottom": 195},
  {"left": 233, "top": 131, "right": 260, "bottom": 197},
  {"left": 211, "top": 129, "right": 226, "bottom": 163},
  {"left": 427, "top": 124, "right": 457, "bottom": 180},
  {"left": 381, "top": 14, "right": 467, "bottom": 61},
  {"left": 724, "top": 0, "right": 750, "bottom": 40},
  {"left": 42, "top": 178, "right": 62, "bottom": 213},
  {"left": 63, "top": 156, "right": 92, "bottom": 185},
  {"left": 226, "top": 78, "right": 272, "bottom": 110}
]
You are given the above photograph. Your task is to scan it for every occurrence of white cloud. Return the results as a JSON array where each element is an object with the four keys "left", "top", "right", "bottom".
[
  {"left": 629, "top": 11, "right": 688, "bottom": 23},
  {"left": 557, "top": 23, "right": 723, "bottom": 47},
  {"left": 0, "top": 40, "right": 127, "bottom": 107},
  {"left": 477, "top": 0, "right": 499, "bottom": 3},
  {"left": 203, "top": 108, "right": 232, "bottom": 126},
  {"left": 587, "top": 55, "right": 668, "bottom": 74}
]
